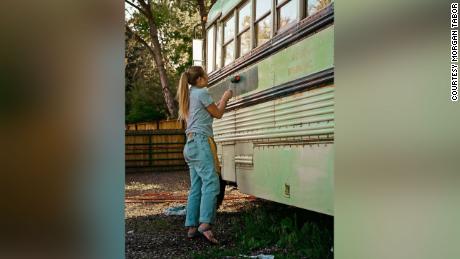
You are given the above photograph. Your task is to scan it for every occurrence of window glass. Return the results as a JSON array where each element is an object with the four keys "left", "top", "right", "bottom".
[
  {"left": 256, "top": 15, "right": 271, "bottom": 47},
  {"left": 308, "top": 0, "right": 332, "bottom": 16},
  {"left": 256, "top": 0, "right": 271, "bottom": 19},
  {"left": 239, "top": 2, "right": 252, "bottom": 31},
  {"left": 223, "top": 41, "right": 234, "bottom": 66},
  {"left": 224, "top": 15, "right": 235, "bottom": 42},
  {"left": 216, "top": 24, "right": 222, "bottom": 69},
  {"left": 239, "top": 30, "right": 251, "bottom": 56},
  {"left": 278, "top": 0, "right": 298, "bottom": 30},
  {"left": 206, "top": 26, "right": 215, "bottom": 73}
]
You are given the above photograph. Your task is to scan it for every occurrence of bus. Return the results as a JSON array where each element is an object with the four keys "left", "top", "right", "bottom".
[{"left": 203, "top": 0, "right": 334, "bottom": 215}]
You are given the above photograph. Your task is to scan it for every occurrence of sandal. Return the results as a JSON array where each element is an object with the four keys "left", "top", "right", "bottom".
[
  {"left": 187, "top": 227, "right": 200, "bottom": 239},
  {"left": 198, "top": 225, "right": 219, "bottom": 245}
]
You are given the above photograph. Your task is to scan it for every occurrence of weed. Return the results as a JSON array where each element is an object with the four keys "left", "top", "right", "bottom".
[{"left": 192, "top": 203, "right": 333, "bottom": 259}]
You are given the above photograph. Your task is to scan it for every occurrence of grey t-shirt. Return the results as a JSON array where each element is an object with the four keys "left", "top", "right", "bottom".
[{"left": 185, "top": 86, "right": 215, "bottom": 137}]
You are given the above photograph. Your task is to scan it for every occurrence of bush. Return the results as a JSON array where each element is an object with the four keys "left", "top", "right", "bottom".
[{"left": 126, "top": 80, "right": 167, "bottom": 123}]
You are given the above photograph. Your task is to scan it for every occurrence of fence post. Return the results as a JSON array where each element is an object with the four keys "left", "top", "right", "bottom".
[{"left": 148, "top": 133, "right": 152, "bottom": 167}]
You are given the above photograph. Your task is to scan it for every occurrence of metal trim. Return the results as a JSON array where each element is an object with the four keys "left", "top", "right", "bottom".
[
  {"left": 235, "top": 155, "right": 254, "bottom": 165},
  {"left": 225, "top": 68, "right": 334, "bottom": 111},
  {"left": 214, "top": 125, "right": 334, "bottom": 142}
]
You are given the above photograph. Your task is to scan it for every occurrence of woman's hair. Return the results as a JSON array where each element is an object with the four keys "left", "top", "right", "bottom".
[{"left": 176, "top": 66, "right": 206, "bottom": 121}]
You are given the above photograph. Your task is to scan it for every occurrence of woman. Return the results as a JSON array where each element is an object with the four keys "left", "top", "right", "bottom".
[{"left": 176, "top": 66, "right": 233, "bottom": 244}]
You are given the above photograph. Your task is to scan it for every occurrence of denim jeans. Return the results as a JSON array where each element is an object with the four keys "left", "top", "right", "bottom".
[{"left": 183, "top": 132, "right": 220, "bottom": 227}]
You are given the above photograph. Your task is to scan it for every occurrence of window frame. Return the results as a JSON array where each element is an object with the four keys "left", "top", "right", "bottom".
[
  {"left": 222, "top": 13, "right": 236, "bottom": 66},
  {"left": 276, "top": 0, "right": 299, "bottom": 33},
  {"left": 206, "top": 25, "right": 216, "bottom": 73},
  {"left": 237, "top": 0, "right": 253, "bottom": 57},
  {"left": 208, "top": 0, "right": 316, "bottom": 69},
  {"left": 237, "top": 1, "right": 252, "bottom": 35},
  {"left": 255, "top": 14, "right": 272, "bottom": 47},
  {"left": 254, "top": 0, "right": 272, "bottom": 47},
  {"left": 215, "top": 22, "right": 223, "bottom": 70}
]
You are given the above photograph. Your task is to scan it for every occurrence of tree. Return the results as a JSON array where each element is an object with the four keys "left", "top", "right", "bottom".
[
  {"left": 125, "top": 0, "right": 177, "bottom": 118},
  {"left": 125, "top": 1, "right": 217, "bottom": 122},
  {"left": 126, "top": 80, "right": 167, "bottom": 123},
  {"left": 125, "top": 29, "right": 168, "bottom": 122}
]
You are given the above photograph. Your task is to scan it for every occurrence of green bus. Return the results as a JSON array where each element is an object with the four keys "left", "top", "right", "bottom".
[{"left": 204, "top": 0, "right": 334, "bottom": 215}]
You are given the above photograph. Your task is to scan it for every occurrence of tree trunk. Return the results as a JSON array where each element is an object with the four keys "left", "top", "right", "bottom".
[
  {"left": 146, "top": 18, "right": 177, "bottom": 118},
  {"left": 137, "top": 0, "right": 177, "bottom": 118}
]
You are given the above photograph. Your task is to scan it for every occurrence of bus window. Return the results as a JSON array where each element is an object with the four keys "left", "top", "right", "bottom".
[
  {"left": 239, "top": 1, "right": 251, "bottom": 31},
  {"left": 256, "top": 0, "right": 271, "bottom": 19},
  {"left": 278, "top": 0, "right": 298, "bottom": 31},
  {"left": 224, "top": 15, "right": 235, "bottom": 43},
  {"left": 255, "top": 0, "right": 271, "bottom": 47},
  {"left": 239, "top": 30, "right": 251, "bottom": 56},
  {"left": 256, "top": 15, "right": 271, "bottom": 47},
  {"left": 223, "top": 15, "right": 235, "bottom": 65},
  {"left": 216, "top": 24, "right": 222, "bottom": 69},
  {"left": 206, "top": 26, "right": 215, "bottom": 73},
  {"left": 308, "top": 0, "right": 332, "bottom": 16},
  {"left": 238, "top": 1, "right": 251, "bottom": 57},
  {"left": 223, "top": 41, "right": 234, "bottom": 66}
]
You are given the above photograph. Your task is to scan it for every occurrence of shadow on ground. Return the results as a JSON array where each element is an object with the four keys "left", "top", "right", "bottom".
[{"left": 125, "top": 171, "right": 333, "bottom": 259}]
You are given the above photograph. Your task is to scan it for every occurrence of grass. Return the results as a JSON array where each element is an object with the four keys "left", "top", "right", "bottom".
[
  {"left": 125, "top": 181, "right": 161, "bottom": 193},
  {"left": 192, "top": 203, "right": 333, "bottom": 259}
]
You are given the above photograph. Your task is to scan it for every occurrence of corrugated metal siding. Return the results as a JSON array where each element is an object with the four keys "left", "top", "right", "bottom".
[{"left": 213, "top": 85, "right": 334, "bottom": 143}]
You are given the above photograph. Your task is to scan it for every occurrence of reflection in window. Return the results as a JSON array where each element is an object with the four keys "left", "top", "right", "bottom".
[
  {"left": 256, "top": 0, "right": 271, "bottom": 19},
  {"left": 238, "top": 1, "right": 252, "bottom": 58},
  {"left": 256, "top": 15, "right": 271, "bottom": 47},
  {"left": 308, "top": 0, "right": 332, "bottom": 16},
  {"left": 224, "top": 15, "right": 235, "bottom": 43},
  {"left": 216, "top": 24, "right": 222, "bottom": 69},
  {"left": 239, "top": 30, "right": 251, "bottom": 56},
  {"left": 223, "top": 41, "right": 234, "bottom": 66},
  {"left": 278, "top": 0, "right": 298, "bottom": 30},
  {"left": 239, "top": 2, "right": 251, "bottom": 31},
  {"left": 206, "top": 26, "right": 215, "bottom": 73}
]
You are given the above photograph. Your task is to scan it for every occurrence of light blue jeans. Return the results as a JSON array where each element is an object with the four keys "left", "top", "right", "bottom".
[{"left": 183, "top": 132, "right": 220, "bottom": 227}]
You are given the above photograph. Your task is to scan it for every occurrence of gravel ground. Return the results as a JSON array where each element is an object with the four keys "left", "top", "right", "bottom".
[{"left": 125, "top": 171, "right": 261, "bottom": 259}]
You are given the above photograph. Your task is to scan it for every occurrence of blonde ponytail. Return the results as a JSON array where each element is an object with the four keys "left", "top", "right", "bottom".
[
  {"left": 176, "top": 66, "right": 206, "bottom": 122},
  {"left": 177, "top": 72, "right": 190, "bottom": 122}
]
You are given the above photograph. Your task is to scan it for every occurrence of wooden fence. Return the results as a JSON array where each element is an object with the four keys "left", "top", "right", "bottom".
[
  {"left": 125, "top": 120, "right": 185, "bottom": 130},
  {"left": 125, "top": 120, "right": 187, "bottom": 173}
]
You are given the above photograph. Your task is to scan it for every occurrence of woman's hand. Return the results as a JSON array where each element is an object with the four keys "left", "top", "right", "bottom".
[{"left": 223, "top": 89, "right": 233, "bottom": 101}]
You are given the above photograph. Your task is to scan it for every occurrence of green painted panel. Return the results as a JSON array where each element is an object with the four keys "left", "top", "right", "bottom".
[
  {"left": 207, "top": 1, "right": 222, "bottom": 22},
  {"left": 273, "top": 27, "right": 334, "bottom": 86},
  {"left": 208, "top": 0, "right": 242, "bottom": 23},
  {"left": 237, "top": 144, "right": 334, "bottom": 215},
  {"left": 258, "top": 56, "right": 275, "bottom": 91},
  {"left": 240, "top": 25, "right": 334, "bottom": 96},
  {"left": 221, "top": 0, "right": 241, "bottom": 16}
]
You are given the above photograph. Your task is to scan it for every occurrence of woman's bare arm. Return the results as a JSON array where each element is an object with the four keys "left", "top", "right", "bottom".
[
  {"left": 206, "top": 90, "right": 233, "bottom": 119},
  {"left": 206, "top": 101, "right": 227, "bottom": 119}
]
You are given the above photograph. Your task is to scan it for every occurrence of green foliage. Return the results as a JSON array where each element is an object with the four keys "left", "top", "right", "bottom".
[
  {"left": 192, "top": 205, "right": 333, "bottom": 259},
  {"left": 126, "top": 80, "right": 167, "bottom": 123},
  {"left": 125, "top": 0, "right": 203, "bottom": 122},
  {"left": 127, "top": 1, "right": 200, "bottom": 71}
]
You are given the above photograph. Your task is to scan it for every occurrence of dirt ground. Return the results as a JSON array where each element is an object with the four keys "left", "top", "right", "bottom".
[{"left": 125, "top": 171, "right": 261, "bottom": 259}]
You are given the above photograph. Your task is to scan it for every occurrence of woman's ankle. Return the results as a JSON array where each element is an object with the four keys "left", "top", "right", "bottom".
[{"left": 198, "top": 223, "right": 213, "bottom": 231}]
